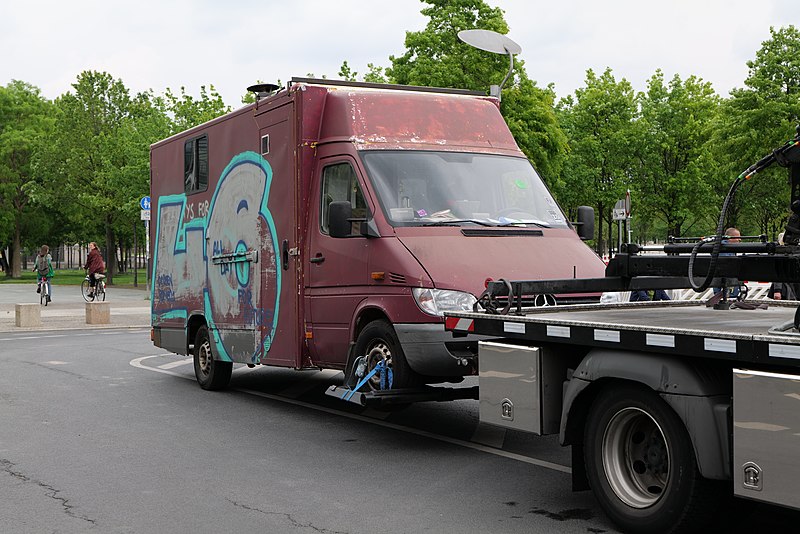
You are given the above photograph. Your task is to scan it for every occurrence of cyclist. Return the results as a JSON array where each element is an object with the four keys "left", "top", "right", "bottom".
[
  {"left": 84, "top": 242, "right": 105, "bottom": 297},
  {"left": 33, "top": 244, "right": 54, "bottom": 303}
]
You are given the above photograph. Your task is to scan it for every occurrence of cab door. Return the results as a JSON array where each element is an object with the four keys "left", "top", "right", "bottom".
[{"left": 306, "top": 154, "right": 372, "bottom": 368}]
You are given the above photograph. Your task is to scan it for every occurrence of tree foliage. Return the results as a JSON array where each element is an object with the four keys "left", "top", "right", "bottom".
[
  {"left": 0, "top": 80, "right": 54, "bottom": 276},
  {"left": 634, "top": 71, "right": 720, "bottom": 238},
  {"left": 712, "top": 25, "right": 800, "bottom": 238},
  {"left": 557, "top": 69, "right": 637, "bottom": 251}
]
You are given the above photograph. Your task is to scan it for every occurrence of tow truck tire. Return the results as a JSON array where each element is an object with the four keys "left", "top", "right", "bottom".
[
  {"left": 354, "top": 320, "right": 420, "bottom": 391},
  {"left": 193, "top": 326, "right": 232, "bottom": 391},
  {"left": 584, "top": 384, "right": 717, "bottom": 534}
]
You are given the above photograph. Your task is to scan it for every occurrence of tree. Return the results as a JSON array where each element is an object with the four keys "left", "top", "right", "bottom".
[
  {"left": 634, "top": 71, "right": 720, "bottom": 238},
  {"left": 557, "top": 68, "right": 637, "bottom": 253},
  {"left": 0, "top": 81, "right": 54, "bottom": 277},
  {"left": 387, "top": 0, "right": 566, "bottom": 181},
  {"left": 164, "top": 85, "right": 230, "bottom": 133},
  {"left": 712, "top": 25, "right": 800, "bottom": 237},
  {"left": 33, "top": 71, "right": 140, "bottom": 283}
]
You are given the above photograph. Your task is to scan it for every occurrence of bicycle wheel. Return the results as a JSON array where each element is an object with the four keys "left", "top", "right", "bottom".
[
  {"left": 97, "top": 281, "right": 106, "bottom": 302},
  {"left": 81, "top": 278, "right": 94, "bottom": 302},
  {"left": 40, "top": 282, "right": 46, "bottom": 306}
]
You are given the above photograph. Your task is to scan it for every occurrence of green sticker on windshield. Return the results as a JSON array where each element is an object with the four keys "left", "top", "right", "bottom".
[{"left": 514, "top": 179, "right": 528, "bottom": 189}]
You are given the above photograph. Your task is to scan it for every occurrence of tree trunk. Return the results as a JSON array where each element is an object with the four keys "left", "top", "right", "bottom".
[
  {"left": 105, "top": 215, "right": 115, "bottom": 285},
  {"left": 11, "top": 221, "right": 22, "bottom": 278}
]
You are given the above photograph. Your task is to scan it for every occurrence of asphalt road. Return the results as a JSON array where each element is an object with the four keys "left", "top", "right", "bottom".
[{"left": 2, "top": 327, "right": 799, "bottom": 533}]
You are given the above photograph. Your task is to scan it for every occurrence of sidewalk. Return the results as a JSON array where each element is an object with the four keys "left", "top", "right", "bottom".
[{"left": 0, "top": 284, "right": 151, "bottom": 332}]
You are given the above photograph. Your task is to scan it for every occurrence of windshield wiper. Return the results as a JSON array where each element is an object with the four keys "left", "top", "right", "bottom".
[
  {"left": 420, "top": 219, "right": 498, "bottom": 227},
  {"left": 497, "top": 219, "right": 551, "bottom": 228}
]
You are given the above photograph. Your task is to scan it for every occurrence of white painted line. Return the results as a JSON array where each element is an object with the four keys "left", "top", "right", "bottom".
[
  {"left": 704, "top": 338, "right": 736, "bottom": 353},
  {"left": 594, "top": 329, "right": 620, "bottom": 343},
  {"left": 546, "top": 325, "right": 570, "bottom": 338},
  {"left": 158, "top": 358, "right": 193, "bottom": 370},
  {"left": 470, "top": 423, "right": 507, "bottom": 449},
  {"left": 646, "top": 333, "right": 675, "bottom": 348},
  {"left": 129, "top": 355, "right": 571, "bottom": 474}
]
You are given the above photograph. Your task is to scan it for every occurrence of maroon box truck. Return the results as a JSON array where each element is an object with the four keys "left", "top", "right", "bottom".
[{"left": 150, "top": 78, "right": 605, "bottom": 392}]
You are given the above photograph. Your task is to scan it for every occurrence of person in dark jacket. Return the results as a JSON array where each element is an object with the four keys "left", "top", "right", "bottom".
[{"left": 84, "top": 242, "right": 105, "bottom": 296}]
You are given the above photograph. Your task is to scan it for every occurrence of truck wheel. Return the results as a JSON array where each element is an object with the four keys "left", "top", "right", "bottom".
[
  {"left": 193, "top": 326, "right": 232, "bottom": 390},
  {"left": 584, "top": 384, "right": 717, "bottom": 534},
  {"left": 354, "top": 320, "right": 420, "bottom": 391}
]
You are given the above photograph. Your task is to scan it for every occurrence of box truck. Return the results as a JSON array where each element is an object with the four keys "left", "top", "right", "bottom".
[{"left": 150, "top": 78, "right": 603, "bottom": 391}]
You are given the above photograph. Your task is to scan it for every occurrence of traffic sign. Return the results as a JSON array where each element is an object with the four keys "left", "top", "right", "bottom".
[
  {"left": 140, "top": 196, "right": 151, "bottom": 210},
  {"left": 140, "top": 209, "right": 151, "bottom": 221}
]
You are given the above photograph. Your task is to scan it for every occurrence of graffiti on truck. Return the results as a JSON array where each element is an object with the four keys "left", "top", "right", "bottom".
[{"left": 151, "top": 151, "right": 281, "bottom": 364}]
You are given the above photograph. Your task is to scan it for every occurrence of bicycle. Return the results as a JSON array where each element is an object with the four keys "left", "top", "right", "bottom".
[
  {"left": 38, "top": 277, "right": 51, "bottom": 306},
  {"left": 81, "top": 273, "right": 106, "bottom": 302}
]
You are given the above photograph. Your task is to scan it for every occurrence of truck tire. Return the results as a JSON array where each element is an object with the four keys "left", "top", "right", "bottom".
[
  {"left": 193, "top": 326, "right": 232, "bottom": 390},
  {"left": 354, "top": 320, "right": 420, "bottom": 391},
  {"left": 584, "top": 384, "right": 718, "bottom": 534}
]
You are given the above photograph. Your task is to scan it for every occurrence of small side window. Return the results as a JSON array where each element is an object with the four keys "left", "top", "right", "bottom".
[
  {"left": 184, "top": 135, "right": 208, "bottom": 195},
  {"left": 320, "top": 163, "right": 368, "bottom": 236}
]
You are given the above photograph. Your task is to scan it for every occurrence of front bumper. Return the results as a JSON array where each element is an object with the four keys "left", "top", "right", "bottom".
[{"left": 394, "top": 323, "right": 489, "bottom": 377}]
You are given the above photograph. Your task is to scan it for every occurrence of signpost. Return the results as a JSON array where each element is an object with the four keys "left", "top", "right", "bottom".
[{"left": 139, "top": 196, "right": 151, "bottom": 287}]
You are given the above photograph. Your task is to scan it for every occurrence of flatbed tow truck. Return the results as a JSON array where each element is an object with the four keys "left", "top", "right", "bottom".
[{"left": 441, "top": 130, "right": 800, "bottom": 534}]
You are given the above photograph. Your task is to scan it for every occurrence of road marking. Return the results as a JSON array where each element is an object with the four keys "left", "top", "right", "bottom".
[
  {"left": 0, "top": 330, "right": 139, "bottom": 342},
  {"left": 158, "top": 358, "right": 193, "bottom": 370},
  {"left": 130, "top": 355, "right": 571, "bottom": 474},
  {"left": 471, "top": 422, "right": 507, "bottom": 448}
]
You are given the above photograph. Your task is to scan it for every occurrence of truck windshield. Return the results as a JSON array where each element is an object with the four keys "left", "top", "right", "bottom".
[{"left": 360, "top": 151, "right": 568, "bottom": 228}]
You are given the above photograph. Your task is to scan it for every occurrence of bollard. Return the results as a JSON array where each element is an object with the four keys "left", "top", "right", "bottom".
[
  {"left": 85, "top": 302, "right": 111, "bottom": 324},
  {"left": 15, "top": 303, "right": 41, "bottom": 327}
]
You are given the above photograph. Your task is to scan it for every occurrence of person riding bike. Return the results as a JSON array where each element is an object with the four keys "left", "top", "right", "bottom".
[
  {"left": 84, "top": 242, "right": 105, "bottom": 297},
  {"left": 33, "top": 244, "right": 54, "bottom": 303}
]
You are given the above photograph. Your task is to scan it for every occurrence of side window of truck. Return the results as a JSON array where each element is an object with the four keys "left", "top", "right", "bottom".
[
  {"left": 320, "top": 162, "right": 368, "bottom": 236},
  {"left": 184, "top": 135, "right": 208, "bottom": 195}
]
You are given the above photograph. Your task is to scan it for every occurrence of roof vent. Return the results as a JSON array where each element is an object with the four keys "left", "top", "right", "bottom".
[{"left": 247, "top": 83, "right": 280, "bottom": 102}]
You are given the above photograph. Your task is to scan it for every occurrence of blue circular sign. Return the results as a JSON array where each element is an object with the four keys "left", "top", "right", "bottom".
[{"left": 140, "top": 196, "right": 151, "bottom": 210}]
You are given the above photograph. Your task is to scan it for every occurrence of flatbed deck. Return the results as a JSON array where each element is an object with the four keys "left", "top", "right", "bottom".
[{"left": 447, "top": 301, "right": 800, "bottom": 368}]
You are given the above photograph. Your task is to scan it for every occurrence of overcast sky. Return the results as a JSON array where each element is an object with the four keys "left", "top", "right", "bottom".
[{"left": 1, "top": 0, "right": 796, "bottom": 108}]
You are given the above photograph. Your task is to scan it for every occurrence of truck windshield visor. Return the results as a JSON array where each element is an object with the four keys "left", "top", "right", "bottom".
[{"left": 360, "top": 151, "right": 568, "bottom": 228}]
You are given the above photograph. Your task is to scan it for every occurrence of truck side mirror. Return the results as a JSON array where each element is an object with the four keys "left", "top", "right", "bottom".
[
  {"left": 575, "top": 206, "right": 595, "bottom": 241},
  {"left": 329, "top": 201, "right": 353, "bottom": 238}
]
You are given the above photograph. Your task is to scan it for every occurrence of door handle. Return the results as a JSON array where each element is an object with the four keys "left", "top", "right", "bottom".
[
  {"left": 282, "top": 240, "right": 289, "bottom": 270},
  {"left": 310, "top": 254, "right": 325, "bottom": 264}
]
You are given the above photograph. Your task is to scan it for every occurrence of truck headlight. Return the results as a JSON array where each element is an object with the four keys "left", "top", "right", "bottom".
[{"left": 412, "top": 288, "right": 477, "bottom": 317}]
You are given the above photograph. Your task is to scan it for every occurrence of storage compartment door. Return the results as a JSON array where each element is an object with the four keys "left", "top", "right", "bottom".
[
  {"left": 733, "top": 368, "right": 800, "bottom": 510},
  {"left": 479, "top": 341, "right": 564, "bottom": 435}
]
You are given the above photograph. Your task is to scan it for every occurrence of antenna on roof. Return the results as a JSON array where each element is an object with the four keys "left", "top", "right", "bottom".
[
  {"left": 457, "top": 29, "right": 522, "bottom": 101},
  {"left": 247, "top": 83, "right": 280, "bottom": 102}
]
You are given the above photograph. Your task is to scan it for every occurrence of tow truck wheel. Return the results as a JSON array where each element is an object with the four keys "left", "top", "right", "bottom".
[
  {"left": 354, "top": 320, "right": 420, "bottom": 391},
  {"left": 584, "top": 384, "right": 717, "bottom": 534},
  {"left": 193, "top": 326, "right": 232, "bottom": 391}
]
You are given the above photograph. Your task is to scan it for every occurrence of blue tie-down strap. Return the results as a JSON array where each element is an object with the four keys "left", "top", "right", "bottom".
[
  {"left": 342, "top": 359, "right": 392, "bottom": 401},
  {"left": 380, "top": 364, "right": 394, "bottom": 390}
]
